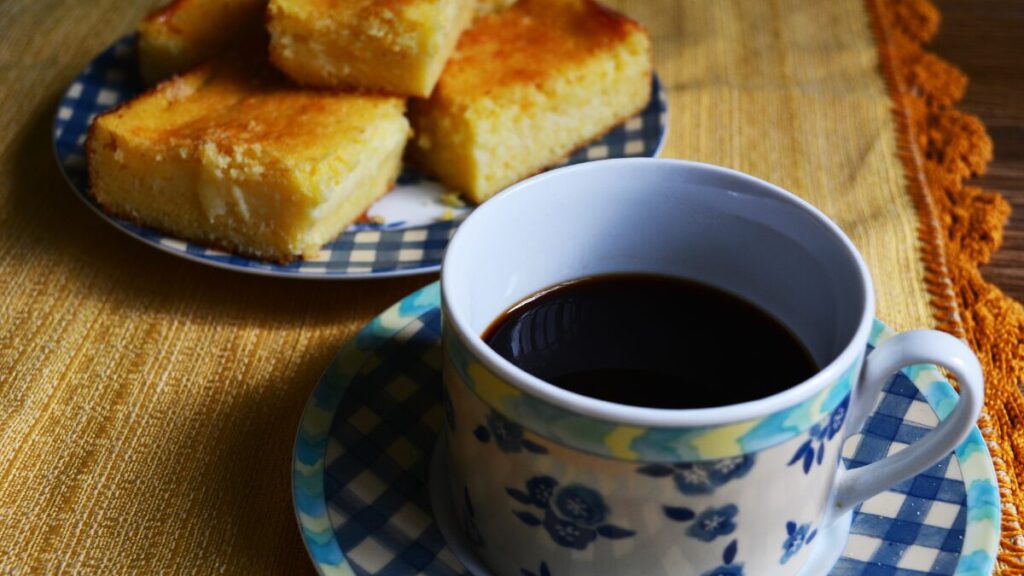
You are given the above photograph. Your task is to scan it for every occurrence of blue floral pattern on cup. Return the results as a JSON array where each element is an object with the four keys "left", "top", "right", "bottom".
[
  {"left": 690, "top": 505, "right": 739, "bottom": 542},
  {"left": 787, "top": 396, "right": 849, "bottom": 474},
  {"left": 702, "top": 539, "right": 743, "bottom": 576},
  {"left": 507, "top": 476, "right": 635, "bottom": 550},
  {"left": 475, "top": 410, "right": 548, "bottom": 454},
  {"left": 780, "top": 521, "right": 817, "bottom": 564},
  {"left": 664, "top": 504, "right": 739, "bottom": 542},
  {"left": 638, "top": 455, "right": 755, "bottom": 494}
]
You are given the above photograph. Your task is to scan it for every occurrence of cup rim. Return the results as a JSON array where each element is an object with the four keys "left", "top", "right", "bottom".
[{"left": 441, "top": 158, "right": 875, "bottom": 428}]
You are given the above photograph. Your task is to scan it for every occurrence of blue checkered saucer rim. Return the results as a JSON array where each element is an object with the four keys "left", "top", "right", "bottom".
[
  {"left": 291, "top": 282, "right": 1000, "bottom": 576},
  {"left": 52, "top": 35, "right": 669, "bottom": 281}
]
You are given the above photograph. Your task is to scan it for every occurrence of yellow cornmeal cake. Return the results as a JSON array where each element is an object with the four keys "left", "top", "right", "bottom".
[
  {"left": 407, "top": 0, "right": 652, "bottom": 204},
  {"left": 474, "top": 0, "right": 516, "bottom": 15},
  {"left": 87, "top": 57, "right": 409, "bottom": 261},
  {"left": 268, "top": 0, "right": 476, "bottom": 97},
  {"left": 137, "top": 0, "right": 267, "bottom": 85}
]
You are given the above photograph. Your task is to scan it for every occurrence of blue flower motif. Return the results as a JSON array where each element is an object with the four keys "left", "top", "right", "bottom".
[
  {"left": 543, "top": 509, "right": 599, "bottom": 550},
  {"left": 702, "top": 566, "right": 744, "bottom": 576},
  {"left": 554, "top": 485, "right": 607, "bottom": 527},
  {"left": 787, "top": 438, "right": 819, "bottom": 474},
  {"left": 701, "top": 539, "right": 744, "bottom": 576},
  {"left": 780, "top": 521, "right": 815, "bottom": 564},
  {"left": 664, "top": 503, "right": 740, "bottom": 543},
  {"left": 507, "top": 476, "right": 634, "bottom": 550},
  {"left": 826, "top": 396, "right": 849, "bottom": 440},
  {"left": 687, "top": 505, "right": 738, "bottom": 542},
  {"left": 474, "top": 410, "right": 548, "bottom": 454},
  {"left": 671, "top": 462, "right": 716, "bottom": 495},
  {"left": 788, "top": 397, "right": 849, "bottom": 474},
  {"left": 638, "top": 455, "right": 755, "bottom": 495},
  {"left": 706, "top": 455, "right": 756, "bottom": 484},
  {"left": 526, "top": 475, "right": 557, "bottom": 508},
  {"left": 488, "top": 411, "right": 524, "bottom": 451}
]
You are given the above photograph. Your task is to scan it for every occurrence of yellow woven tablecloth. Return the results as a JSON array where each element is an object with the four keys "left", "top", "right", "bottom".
[{"left": 0, "top": 0, "right": 1019, "bottom": 573}]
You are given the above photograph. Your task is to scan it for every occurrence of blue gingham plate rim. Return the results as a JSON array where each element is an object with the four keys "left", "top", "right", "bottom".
[
  {"left": 52, "top": 36, "right": 669, "bottom": 280},
  {"left": 291, "top": 282, "right": 1000, "bottom": 576}
]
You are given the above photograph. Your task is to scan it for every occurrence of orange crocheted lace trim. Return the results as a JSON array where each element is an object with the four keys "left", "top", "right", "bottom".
[{"left": 867, "top": 0, "right": 1024, "bottom": 572}]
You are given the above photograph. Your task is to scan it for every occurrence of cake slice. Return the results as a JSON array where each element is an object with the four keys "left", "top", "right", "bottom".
[
  {"left": 407, "top": 0, "right": 652, "bottom": 204},
  {"left": 87, "top": 56, "right": 410, "bottom": 261},
  {"left": 137, "top": 0, "right": 267, "bottom": 85},
  {"left": 268, "top": 0, "right": 476, "bottom": 97},
  {"left": 474, "top": 0, "right": 516, "bottom": 15}
]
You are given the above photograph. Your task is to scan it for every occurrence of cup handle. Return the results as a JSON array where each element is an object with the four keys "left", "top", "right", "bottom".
[{"left": 826, "top": 330, "right": 984, "bottom": 522}]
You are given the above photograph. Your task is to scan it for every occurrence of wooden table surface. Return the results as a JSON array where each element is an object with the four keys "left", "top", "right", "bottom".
[{"left": 933, "top": 0, "right": 1024, "bottom": 302}]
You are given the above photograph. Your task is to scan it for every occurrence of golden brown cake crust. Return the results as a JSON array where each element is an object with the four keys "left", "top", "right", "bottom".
[
  {"left": 406, "top": 0, "right": 652, "bottom": 203},
  {"left": 154, "top": 64, "right": 336, "bottom": 152},
  {"left": 437, "top": 0, "right": 645, "bottom": 103},
  {"left": 137, "top": 0, "right": 268, "bottom": 84},
  {"left": 139, "top": 0, "right": 264, "bottom": 34},
  {"left": 108, "top": 54, "right": 406, "bottom": 171},
  {"left": 141, "top": 0, "right": 192, "bottom": 30},
  {"left": 88, "top": 53, "right": 409, "bottom": 262},
  {"left": 267, "top": 0, "right": 476, "bottom": 96},
  {"left": 274, "top": 0, "right": 425, "bottom": 17}
]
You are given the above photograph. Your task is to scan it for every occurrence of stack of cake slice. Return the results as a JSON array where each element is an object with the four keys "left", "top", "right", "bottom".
[{"left": 88, "top": 0, "right": 652, "bottom": 262}]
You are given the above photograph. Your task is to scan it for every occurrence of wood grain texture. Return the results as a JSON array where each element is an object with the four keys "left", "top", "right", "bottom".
[{"left": 932, "top": 0, "right": 1024, "bottom": 301}]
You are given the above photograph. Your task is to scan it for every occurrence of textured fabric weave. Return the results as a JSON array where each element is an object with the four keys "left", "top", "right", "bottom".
[
  {"left": 0, "top": 0, "right": 1017, "bottom": 573},
  {"left": 865, "top": 0, "right": 1024, "bottom": 572}
]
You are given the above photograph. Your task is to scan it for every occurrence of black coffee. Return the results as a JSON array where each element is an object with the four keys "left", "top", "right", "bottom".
[{"left": 483, "top": 274, "right": 818, "bottom": 409}]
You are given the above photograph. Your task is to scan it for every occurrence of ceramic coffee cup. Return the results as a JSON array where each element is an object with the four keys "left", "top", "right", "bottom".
[{"left": 438, "top": 158, "right": 983, "bottom": 576}]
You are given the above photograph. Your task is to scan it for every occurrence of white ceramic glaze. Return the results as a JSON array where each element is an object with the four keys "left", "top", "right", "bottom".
[{"left": 439, "top": 158, "right": 984, "bottom": 576}]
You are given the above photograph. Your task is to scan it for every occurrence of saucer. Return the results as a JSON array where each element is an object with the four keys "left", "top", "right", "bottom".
[{"left": 293, "top": 282, "right": 999, "bottom": 575}]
